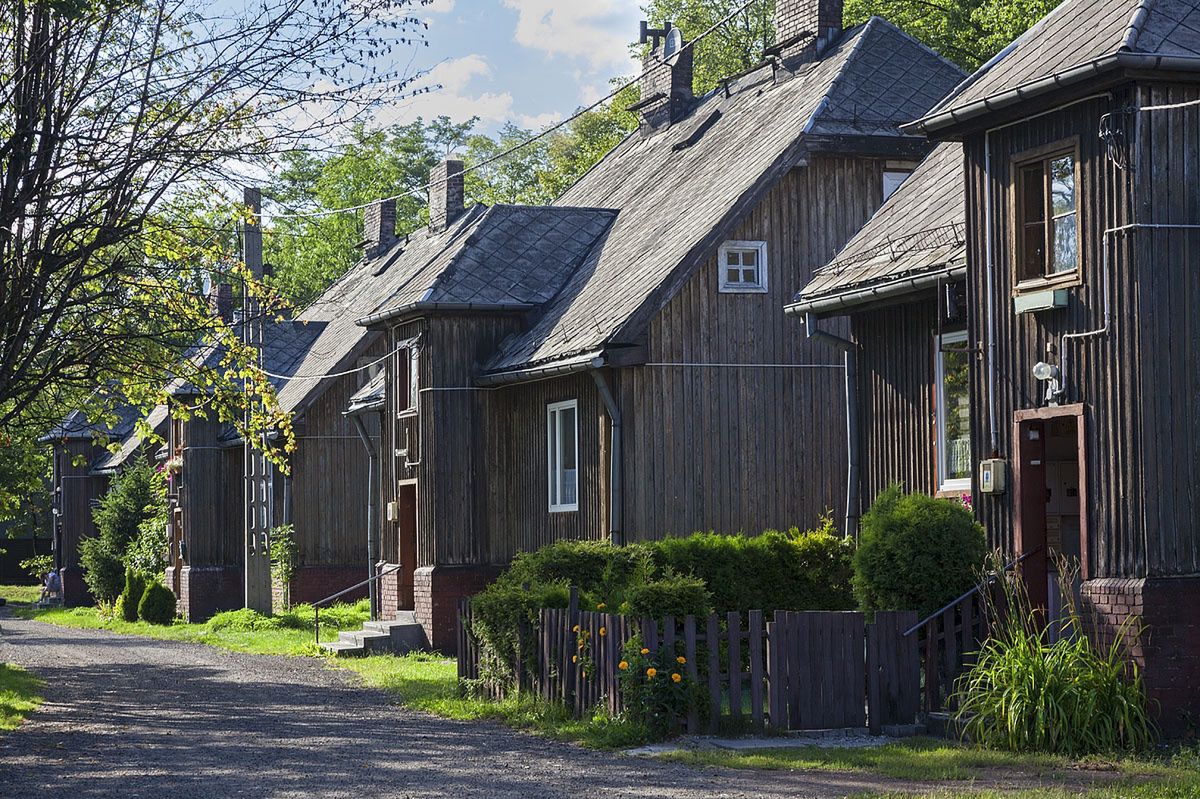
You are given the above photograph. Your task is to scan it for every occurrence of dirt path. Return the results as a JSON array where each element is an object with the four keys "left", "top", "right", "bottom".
[{"left": 0, "top": 614, "right": 1097, "bottom": 798}]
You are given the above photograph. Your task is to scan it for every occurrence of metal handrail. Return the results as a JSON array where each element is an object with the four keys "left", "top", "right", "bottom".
[
  {"left": 313, "top": 564, "right": 403, "bottom": 645},
  {"left": 903, "top": 547, "right": 1043, "bottom": 637}
]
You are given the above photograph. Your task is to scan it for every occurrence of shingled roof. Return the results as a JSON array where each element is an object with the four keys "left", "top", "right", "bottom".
[
  {"left": 482, "top": 17, "right": 963, "bottom": 376},
  {"left": 790, "top": 142, "right": 967, "bottom": 314},
  {"left": 92, "top": 404, "right": 170, "bottom": 475},
  {"left": 909, "top": 0, "right": 1200, "bottom": 135}
]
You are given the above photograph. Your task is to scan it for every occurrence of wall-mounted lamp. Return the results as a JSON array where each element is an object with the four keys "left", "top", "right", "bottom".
[{"left": 1033, "top": 361, "right": 1064, "bottom": 406}]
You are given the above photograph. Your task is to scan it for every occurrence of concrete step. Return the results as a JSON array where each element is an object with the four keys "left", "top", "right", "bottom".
[
  {"left": 319, "top": 640, "right": 365, "bottom": 657},
  {"left": 362, "top": 618, "right": 428, "bottom": 654}
]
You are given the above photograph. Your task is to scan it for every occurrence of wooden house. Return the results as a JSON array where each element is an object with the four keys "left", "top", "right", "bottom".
[
  {"left": 40, "top": 399, "right": 168, "bottom": 605},
  {"left": 796, "top": 0, "right": 1200, "bottom": 733},
  {"left": 351, "top": 0, "right": 965, "bottom": 651}
]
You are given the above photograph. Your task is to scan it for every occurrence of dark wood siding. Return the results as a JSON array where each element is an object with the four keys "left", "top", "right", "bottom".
[
  {"left": 963, "top": 86, "right": 1200, "bottom": 578},
  {"left": 177, "top": 417, "right": 243, "bottom": 568},
  {"left": 851, "top": 296, "right": 939, "bottom": 505},
  {"left": 617, "top": 157, "right": 885, "bottom": 538},
  {"left": 53, "top": 441, "right": 108, "bottom": 570}
]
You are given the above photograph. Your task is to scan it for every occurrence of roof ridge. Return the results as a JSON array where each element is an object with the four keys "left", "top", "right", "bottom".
[{"left": 1120, "top": 0, "right": 1156, "bottom": 51}]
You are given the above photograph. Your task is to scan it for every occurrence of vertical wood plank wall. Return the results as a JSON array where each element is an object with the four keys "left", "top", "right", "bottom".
[
  {"left": 178, "top": 417, "right": 244, "bottom": 568},
  {"left": 963, "top": 87, "right": 1200, "bottom": 578},
  {"left": 851, "top": 295, "right": 940, "bottom": 505},
  {"left": 382, "top": 319, "right": 424, "bottom": 565},
  {"left": 618, "top": 157, "right": 884, "bottom": 538}
]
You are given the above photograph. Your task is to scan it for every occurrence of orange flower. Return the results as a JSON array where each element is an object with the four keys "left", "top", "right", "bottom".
[
  {"left": 599, "top": 626, "right": 607, "bottom": 637},
  {"left": 671, "top": 673, "right": 682, "bottom": 683},
  {"left": 640, "top": 648, "right": 650, "bottom": 655},
  {"left": 572, "top": 624, "right": 580, "bottom": 633},
  {"left": 578, "top": 640, "right": 585, "bottom": 650},
  {"left": 676, "top": 656, "right": 687, "bottom": 665},
  {"left": 618, "top": 660, "right": 629, "bottom": 670},
  {"left": 572, "top": 655, "right": 578, "bottom": 663},
  {"left": 646, "top": 667, "right": 657, "bottom": 678}
]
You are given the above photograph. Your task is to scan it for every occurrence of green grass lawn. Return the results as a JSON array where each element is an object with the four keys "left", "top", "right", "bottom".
[
  {"left": 0, "top": 663, "right": 43, "bottom": 731},
  {"left": 13, "top": 600, "right": 371, "bottom": 656},
  {"left": 663, "top": 738, "right": 1200, "bottom": 798},
  {"left": 0, "top": 584, "right": 42, "bottom": 605}
]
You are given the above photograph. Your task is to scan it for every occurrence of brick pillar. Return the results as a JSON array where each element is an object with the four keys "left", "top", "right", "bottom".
[
  {"left": 177, "top": 565, "right": 243, "bottom": 622},
  {"left": 413, "top": 565, "right": 504, "bottom": 654}
]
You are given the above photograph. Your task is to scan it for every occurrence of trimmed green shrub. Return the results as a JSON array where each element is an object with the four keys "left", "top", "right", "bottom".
[
  {"left": 620, "top": 572, "right": 711, "bottom": 619},
  {"left": 955, "top": 555, "right": 1154, "bottom": 754},
  {"left": 470, "top": 581, "right": 572, "bottom": 688},
  {"left": 118, "top": 568, "right": 147, "bottom": 622},
  {"left": 79, "top": 537, "right": 125, "bottom": 605},
  {"left": 853, "top": 485, "right": 987, "bottom": 617},
  {"left": 137, "top": 581, "right": 177, "bottom": 625}
]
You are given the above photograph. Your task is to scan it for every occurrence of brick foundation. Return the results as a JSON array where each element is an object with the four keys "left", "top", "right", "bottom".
[
  {"left": 1081, "top": 575, "right": 1200, "bottom": 737},
  {"left": 413, "top": 565, "right": 503, "bottom": 654},
  {"left": 379, "top": 562, "right": 401, "bottom": 620},
  {"left": 177, "top": 565, "right": 243, "bottom": 622},
  {"left": 275, "top": 565, "right": 368, "bottom": 610}
]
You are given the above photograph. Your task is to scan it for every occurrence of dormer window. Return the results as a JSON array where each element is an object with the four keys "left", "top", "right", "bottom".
[{"left": 718, "top": 241, "right": 768, "bottom": 293}]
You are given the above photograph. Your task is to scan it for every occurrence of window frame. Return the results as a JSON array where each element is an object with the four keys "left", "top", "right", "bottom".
[
  {"left": 1011, "top": 137, "right": 1082, "bottom": 293},
  {"left": 717, "top": 240, "right": 769, "bottom": 294},
  {"left": 546, "top": 399, "right": 579, "bottom": 513},
  {"left": 396, "top": 346, "right": 419, "bottom": 418},
  {"left": 935, "top": 330, "right": 973, "bottom": 493}
]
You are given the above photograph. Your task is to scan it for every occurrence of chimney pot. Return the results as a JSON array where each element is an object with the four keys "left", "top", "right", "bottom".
[
  {"left": 429, "top": 160, "right": 465, "bottom": 233},
  {"left": 775, "top": 0, "right": 843, "bottom": 63},
  {"left": 364, "top": 199, "right": 398, "bottom": 259}
]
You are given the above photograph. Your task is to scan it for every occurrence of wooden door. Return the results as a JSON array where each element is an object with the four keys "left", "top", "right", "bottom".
[
  {"left": 397, "top": 482, "right": 417, "bottom": 609},
  {"left": 1014, "top": 418, "right": 1049, "bottom": 612}
]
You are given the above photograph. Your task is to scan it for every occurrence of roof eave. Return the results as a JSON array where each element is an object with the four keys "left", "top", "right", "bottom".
[
  {"left": 905, "top": 52, "right": 1200, "bottom": 137},
  {"left": 356, "top": 300, "right": 535, "bottom": 328},
  {"left": 476, "top": 350, "right": 607, "bottom": 387},
  {"left": 787, "top": 262, "right": 967, "bottom": 316}
]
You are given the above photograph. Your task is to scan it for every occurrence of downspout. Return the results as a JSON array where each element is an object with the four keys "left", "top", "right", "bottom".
[
  {"left": 589, "top": 363, "right": 623, "bottom": 546},
  {"left": 803, "top": 313, "right": 860, "bottom": 538},
  {"left": 351, "top": 412, "right": 380, "bottom": 620}
]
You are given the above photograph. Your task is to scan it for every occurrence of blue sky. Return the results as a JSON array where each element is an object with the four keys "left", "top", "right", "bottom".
[{"left": 375, "top": 0, "right": 645, "bottom": 134}]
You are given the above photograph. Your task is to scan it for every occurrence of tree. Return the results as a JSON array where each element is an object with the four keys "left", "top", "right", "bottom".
[
  {"left": 641, "top": 0, "right": 776, "bottom": 94},
  {"left": 0, "top": 0, "right": 433, "bottom": 490},
  {"left": 83, "top": 460, "right": 167, "bottom": 604}
]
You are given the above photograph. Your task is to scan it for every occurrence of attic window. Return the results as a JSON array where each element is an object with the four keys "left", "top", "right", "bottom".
[{"left": 718, "top": 241, "right": 768, "bottom": 293}]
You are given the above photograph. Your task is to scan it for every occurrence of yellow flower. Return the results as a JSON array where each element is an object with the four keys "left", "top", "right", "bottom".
[
  {"left": 618, "top": 660, "right": 629, "bottom": 670},
  {"left": 671, "top": 673, "right": 682, "bottom": 683},
  {"left": 646, "top": 667, "right": 657, "bottom": 678},
  {"left": 676, "top": 656, "right": 687, "bottom": 665},
  {"left": 599, "top": 627, "right": 607, "bottom": 637},
  {"left": 572, "top": 655, "right": 578, "bottom": 663},
  {"left": 640, "top": 648, "right": 650, "bottom": 655},
  {"left": 578, "top": 640, "right": 585, "bottom": 650},
  {"left": 596, "top": 602, "right": 606, "bottom": 610},
  {"left": 572, "top": 625, "right": 580, "bottom": 633}
]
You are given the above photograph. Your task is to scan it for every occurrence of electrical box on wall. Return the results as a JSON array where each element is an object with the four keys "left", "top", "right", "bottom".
[
  {"left": 386, "top": 501, "right": 399, "bottom": 522},
  {"left": 979, "top": 459, "right": 1007, "bottom": 494}
]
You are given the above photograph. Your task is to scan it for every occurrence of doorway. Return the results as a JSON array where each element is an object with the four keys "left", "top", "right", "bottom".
[
  {"left": 1013, "top": 405, "right": 1087, "bottom": 630},
  {"left": 396, "top": 481, "right": 418, "bottom": 610}
]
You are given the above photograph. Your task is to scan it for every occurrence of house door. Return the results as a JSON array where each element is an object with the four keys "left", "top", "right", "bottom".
[
  {"left": 396, "top": 482, "right": 417, "bottom": 610},
  {"left": 1013, "top": 405, "right": 1087, "bottom": 627}
]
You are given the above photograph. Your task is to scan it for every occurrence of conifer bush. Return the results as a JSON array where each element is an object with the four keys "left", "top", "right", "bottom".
[
  {"left": 118, "top": 568, "right": 147, "bottom": 622},
  {"left": 137, "top": 581, "right": 177, "bottom": 625}
]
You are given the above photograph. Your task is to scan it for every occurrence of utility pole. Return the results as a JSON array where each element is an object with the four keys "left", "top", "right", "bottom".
[{"left": 243, "top": 187, "right": 273, "bottom": 614}]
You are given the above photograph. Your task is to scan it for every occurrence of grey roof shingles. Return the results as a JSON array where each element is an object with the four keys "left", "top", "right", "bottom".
[
  {"left": 483, "top": 17, "right": 964, "bottom": 374},
  {"left": 792, "top": 141, "right": 967, "bottom": 311},
  {"left": 911, "top": 0, "right": 1200, "bottom": 134}
]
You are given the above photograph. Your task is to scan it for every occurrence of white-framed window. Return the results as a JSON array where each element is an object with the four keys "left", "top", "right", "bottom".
[
  {"left": 935, "top": 331, "right": 972, "bottom": 492},
  {"left": 882, "top": 170, "right": 911, "bottom": 201},
  {"left": 718, "top": 241, "right": 768, "bottom": 293},
  {"left": 547, "top": 399, "right": 579, "bottom": 512},
  {"left": 396, "top": 347, "right": 420, "bottom": 415},
  {"left": 407, "top": 348, "right": 420, "bottom": 411}
]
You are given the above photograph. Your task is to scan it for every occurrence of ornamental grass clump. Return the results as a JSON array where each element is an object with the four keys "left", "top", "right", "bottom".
[{"left": 954, "top": 554, "right": 1154, "bottom": 755}]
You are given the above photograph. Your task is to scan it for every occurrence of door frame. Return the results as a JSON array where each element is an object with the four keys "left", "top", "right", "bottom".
[{"left": 1012, "top": 403, "right": 1089, "bottom": 611}]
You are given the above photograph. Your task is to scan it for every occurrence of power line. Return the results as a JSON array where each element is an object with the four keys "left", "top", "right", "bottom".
[{"left": 262, "top": 0, "right": 767, "bottom": 222}]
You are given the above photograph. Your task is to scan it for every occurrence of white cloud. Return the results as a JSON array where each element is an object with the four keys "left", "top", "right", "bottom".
[
  {"left": 375, "top": 54, "right": 517, "bottom": 128},
  {"left": 500, "top": 0, "right": 641, "bottom": 73}
]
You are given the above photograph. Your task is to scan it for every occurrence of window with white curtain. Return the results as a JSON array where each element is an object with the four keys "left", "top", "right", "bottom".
[{"left": 547, "top": 400, "right": 578, "bottom": 512}]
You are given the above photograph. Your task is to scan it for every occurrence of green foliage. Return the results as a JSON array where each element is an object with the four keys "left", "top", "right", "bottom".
[
  {"left": 853, "top": 485, "right": 987, "bottom": 616},
  {"left": 619, "top": 635, "right": 697, "bottom": 739},
  {"left": 18, "top": 554, "right": 53, "bottom": 582},
  {"left": 124, "top": 511, "right": 168, "bottom": 577},
  {"left": 469, "top": 581, "right": 572, "bottom": 690},
  {"left": 269, "top": 524, "right": 298, "bottom": 609},
  {"left": 642, "top": 0, "right": 777, "bottom": 94},
  {"left": 206, "top": 599, "right": 371, "bottom": 635},
  {"left": 137, "top": 581, "right": 177, "bottom": 625},
  {"left": 79, "top": 537, "right": 125, "bottom": 605},
  {"left": 93, "top": 461, "right": 164, "bottom": 555},
  {"left": 620, "top": 572, "right": 712, "bottom": 619},
  {"left": 955, "top": 556, "right": 1154, "bottom": 755},
  {"left": 118, "top": 568, "right": 147, "bottom": 623}
]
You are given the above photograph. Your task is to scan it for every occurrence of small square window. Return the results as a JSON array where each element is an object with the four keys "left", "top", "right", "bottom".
[{"left": 718, "top": 241, "right": 768, "bottom": 293}]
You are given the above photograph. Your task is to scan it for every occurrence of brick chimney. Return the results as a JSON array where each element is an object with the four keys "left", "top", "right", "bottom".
[
  {"left": 774, "top": 0, "right": 843, "bottom": 64},
  {"left": 429, "top": 160, "right": 465, "bottom": 233},
  {"left": 634, "top": 22, "right": 693, "bottom": 132},
  {"left": 209, "top": 281, "right": 234, "bottom": 323},
  {"left": 364, "top": 199, "right": 398, "bottom": 259}
]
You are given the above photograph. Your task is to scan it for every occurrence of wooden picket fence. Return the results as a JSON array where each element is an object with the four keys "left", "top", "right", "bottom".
[{"left": 458, "top": 590, "right": 920, "bottom": 733}]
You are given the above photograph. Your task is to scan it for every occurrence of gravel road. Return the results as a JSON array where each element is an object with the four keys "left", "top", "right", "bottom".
[{"left": 0, "top": 613, "right": 942, "bottom": 799}]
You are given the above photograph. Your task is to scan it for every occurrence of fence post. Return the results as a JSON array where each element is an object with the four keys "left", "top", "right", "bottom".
[
  {"left": 683, "top": 615, "right": 699, "bottom": 733},
  {"left": 766, "top": 613, "right": 782, "bottom": 729},
  {"left": 748, "top": 610, "right": 764, "bottom": 731},
  {"left": 727, "top": 611, "right": 742, "bottom": 728},
  {"left": 706, "top": 613, "right": 721, "bottom": 734}
]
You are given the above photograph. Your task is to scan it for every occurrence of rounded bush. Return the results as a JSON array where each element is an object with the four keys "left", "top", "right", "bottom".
[
  {"left": 118, "top": 568, "right": 147, "bottom": 622},
  {"left": 620, "top": 572, "right": 711, "bottom": 619},
  {"left": 853, "top": 484, "right": 987, "bottom": 617},
  {"left": 137, "top": 581, "right": 177, "bottom": 625}
]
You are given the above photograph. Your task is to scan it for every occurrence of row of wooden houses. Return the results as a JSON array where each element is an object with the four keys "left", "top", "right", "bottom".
[{"left": 42, "top": 0, "right": 1199, "bottom": 732}]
